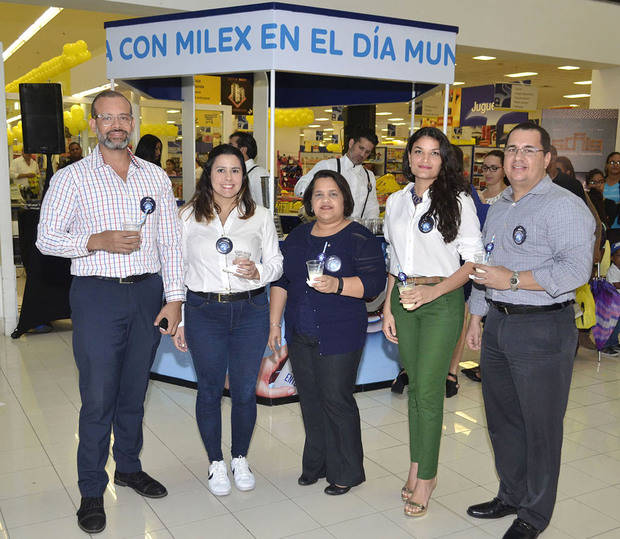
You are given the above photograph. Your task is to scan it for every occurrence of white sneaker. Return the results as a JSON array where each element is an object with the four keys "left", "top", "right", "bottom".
[
  {"left": 231, "top": 456, "right": 255, "bottom": 491},
  {"left": 208, "top": 460, "right": 231, "bottom": 496}
]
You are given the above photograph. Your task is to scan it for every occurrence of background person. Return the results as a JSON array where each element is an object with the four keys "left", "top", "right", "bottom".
[
  {"left": 268, "top": 170, "right": 385, "bottom": 496},
  {"left": 165, "top": 158, "right": 179, "bottom": 177},
  {"left": 229, "top": 131, "right": 268, "bottom": 206},
  {"left": 135, "top": 134, "right": 162, "bottom": 167},
  {"left": 382, "top": 127, "right": 483, "bottom": 517},
  {"left": 294, "top": 128, "right": 380, "bottom": 219},
  {"left": 36, "top": 90, "right": 183, "bottom": 534},
  {"left": 172, "top": 144, "right": 282, "bottom": 498},
  {"left": 10, "top": 152, "right": 39, "bottom": 190},
  {"left": 603, "top": 151, "right": 620, "bottom": 243}
]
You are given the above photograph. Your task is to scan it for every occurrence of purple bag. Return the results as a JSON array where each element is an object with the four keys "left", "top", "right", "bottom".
[{"left": 591, "top": 278, "right": 620, "bottom": 349}]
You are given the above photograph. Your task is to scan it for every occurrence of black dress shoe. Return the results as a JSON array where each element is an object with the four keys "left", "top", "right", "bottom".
[
  {"left": 298, "top": 475, "right": 318, "bottom": 486},
  {"left": 324, "top": 484, "right": 351, "bottom": 495},
  {"left": 77, "top": 497, "right": 105, "bottom": 534},
  {"left": 467, "top": 497, "right": 518, "bottom": 519},
  {"left": 114, "top": 470, "right": 168, "bottom": 498},
  {"left": 503, "top": 518, "right": 541, "bottom": 538}
]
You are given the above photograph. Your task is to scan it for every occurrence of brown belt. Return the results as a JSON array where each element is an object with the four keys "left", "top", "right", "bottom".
[{"left": 405, "top": 276, "right": 444, "bottom": 285}]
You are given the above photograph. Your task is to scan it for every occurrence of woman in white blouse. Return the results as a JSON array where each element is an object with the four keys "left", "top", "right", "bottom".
[
  {"left": 382, "top": 127, "right": 483, "bottom": 517},
  {"left": 173, "top": 144, "right": 283, "bottom": 497}
]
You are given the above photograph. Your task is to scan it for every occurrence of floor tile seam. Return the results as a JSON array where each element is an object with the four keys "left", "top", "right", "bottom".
[
  {"left": 291, "top": 496, "right": 383, "bottom": 529},
  {"left": 145, "top": 497, "right": 231, "bottom": 530},
  {"left": 575, "top": 493, "right": 620, "bottom": 522},
  {"left": 587, "top": 526, "right": 620, "bottom": 538}
]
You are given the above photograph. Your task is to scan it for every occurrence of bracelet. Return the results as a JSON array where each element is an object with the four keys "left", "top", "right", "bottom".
[
  {"left": 336, "top": 276, "right": 344, "bottom": 295},
  {"left": 270, "top": 322, "right": 282, "bottom": 327}
]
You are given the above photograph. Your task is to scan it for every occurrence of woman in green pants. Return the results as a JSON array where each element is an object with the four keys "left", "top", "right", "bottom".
[{"left": 382, "top": 127, "right": 483, "bottom": 517}]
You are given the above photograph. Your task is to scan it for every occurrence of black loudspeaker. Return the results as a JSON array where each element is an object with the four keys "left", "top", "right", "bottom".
[
  {"left": 19, "top": 83, "right": 65, "bottom": 154},
  {"left": 343, "top": 105, "right": 377, "bottom": 149}
]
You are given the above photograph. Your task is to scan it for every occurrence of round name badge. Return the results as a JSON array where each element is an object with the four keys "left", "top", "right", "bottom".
[
  {"left": 397, "top": 271, "right": 408, "bottom": 283},
  {"left": 317, "top": 252, "right": 326, "bottom": 262},
  {"left": 140, "top": 196, "right": 156, "bottom": 215},
  {"left": 485, "top": 240, "right": 495, "bottom": 255},
  {"left": 216, "top": 237, "right": 233, "bottom": 254},
  {"left": 513, "top": 225, "right": 526, "bottom": 245},
  {"left": 325, "top": 255, "right": 342, "bottom": 273},
  {"left": 418, "top": 214, "right": 434, "bottom": 234}
]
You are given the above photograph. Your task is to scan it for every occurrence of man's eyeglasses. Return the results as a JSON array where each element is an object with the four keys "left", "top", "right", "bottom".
[
  {"left": 482, "top": 165, "right": 502, "bottom": 172},
  {"left": 95, "top": 113, "right": 133, "bottom": 126},
  {"left": 608, "top": 160, "right": 620, "bottom": 166},
  {"left": 505, "top": 146, "right": 545, "bottom": 156}
]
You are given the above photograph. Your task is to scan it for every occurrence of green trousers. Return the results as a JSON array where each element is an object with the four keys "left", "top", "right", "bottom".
[{"left": 391, "top": 285, "right": 464, "bottom": 479}]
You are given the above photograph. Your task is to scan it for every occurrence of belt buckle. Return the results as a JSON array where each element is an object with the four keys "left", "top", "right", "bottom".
[
  {"left": 501, "top": 305, "right": 510, "bottom": 315},
  {"left": 119, "top": 276, "right": 133, "bottom": 284}
]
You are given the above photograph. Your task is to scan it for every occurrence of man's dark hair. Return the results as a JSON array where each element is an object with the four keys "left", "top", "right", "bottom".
[
  {"left": 91, "top": 90, "right": 132, "bottom": 118},
  {"left": 230, "top": 131, "right": 257, "bottom": 159},
  {"left": 350, "top": 127, "right": 379, "bottom": 147},
  {"left": 302, "top": 169, "right": 354, "bottom": 218},
  {"left": 68, "top": 141, "right": 81, "bottom": 150},
  {"left": 507, "top": 122, "right": 551, "bottom": 154}
]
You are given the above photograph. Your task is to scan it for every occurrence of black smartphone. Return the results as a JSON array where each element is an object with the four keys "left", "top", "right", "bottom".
[{"left": 158, "top": 318, "right": 169, "bottom": 330}]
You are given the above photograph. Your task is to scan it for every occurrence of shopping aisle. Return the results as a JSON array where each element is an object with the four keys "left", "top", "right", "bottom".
[{"left": 0, "top": 326, "right": 619, "bottom": 539}]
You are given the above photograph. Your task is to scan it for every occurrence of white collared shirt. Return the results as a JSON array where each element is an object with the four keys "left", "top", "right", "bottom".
[
  {"left": 10, "top": 156, "right": 39, "bottom": 188},
  {"left": 294, "top": 154, "right": 380, "bottom": 219},
  {"left": 384, "top": 183, "right": 483, "bottom": 277},
  {"left": 245, "top": 158, "right": 268, "bottom": 207},
  {"left": 179, "top": 204, "right": 283, "bottom": 293}
]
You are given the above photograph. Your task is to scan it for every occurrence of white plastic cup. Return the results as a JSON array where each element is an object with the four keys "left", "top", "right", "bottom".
[
  {"left": 234, "top": 250, "right": 251, "bottom": 262},
  {"left": 306, "top": 260, "right": 324, "bottom": 284},
  {"left": 473, "top": 253, "right": 487, "bottom": 273},
  {"left": 397, "top": 281, "right": 415, "bottom": 310},
  {"left": 123, "top": 222, "right": 141, "bottom": 231}
]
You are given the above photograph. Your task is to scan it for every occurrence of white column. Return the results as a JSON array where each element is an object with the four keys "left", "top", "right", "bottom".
[
  {"left": 253, "top": 71, "right": 269, "bottom": 168},
  {"left": 181, "top": 76, "right": 196, "bottom": 202},
  {"left": 591, "top": 67, "right": 620, "bottom": 152},
  {"left": 269, "top": 69, "right": 276, "bottom": 215},
  {"left": 130, "top": 91, "right": 140, "bottom": 150},
  {"left": 0, "top": 43, "right": 18, "bottom": 335},
  {"left": 442, "top": 83, "right": 450, "bottom": 135},
  {"left": 410, "top": 83, "right": 416, "bottom": 136}
]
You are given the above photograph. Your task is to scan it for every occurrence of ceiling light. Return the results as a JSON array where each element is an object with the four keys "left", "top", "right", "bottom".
[
  {"left": 558, "top": 65, "right": 580, "bottom": 70},
  {"left": 166, "top": 120, "right": 175, "bottom": 124},
  {"left": 167, "top": 109, "right": 180, "bottom": 113},
  {"left": 563, "top": 93, "right": 590, "bottom": 98},
  {"left": 389, "top": 117, "right": 404, "bottom": 121},
  {"left": 453, "top": 82, "right": 465, "bottom": 86},
  {"left": 394, "top": 122, "right": 408, "bottom": 126},
  {"left": 2, "top": 7, "right": 63, "bottom": 61},
  {"left": 71, "top": 83, "right": 111, "bottom": 98},
  {"left": 569, "top": 104, "right": 580, "bottom": 107},
  {"left": 573, "top": 80, "right": 592, "bottom": 85},
  {"left": 14, "top": 102, "right": 20, "bottom": 110},
  {"left": 308, "top": 124, "right": 320, "bottom": 128},
  {"left": 314, "top": 117, "right": 329, "bottom": 121},
  {"left": 381, "top": 128, "right": 388, "bottom": 131},
  {"left": 299, "top": 134, "right": 304, "bottom": 136},
  {"left": 376, "top": 112, "right": 392, "bottom": 116},
  {"left": 323, "top": 128, "right": 334, "bottom": 131},
  {"left": 505, "top": 72, "right": 538, "bottom": 78},
  {"left": 473, "top": 55, "right": 496, "bottom": 61},
  {"left": 323, "top": 109, "right": 332, "bottom": 112}
]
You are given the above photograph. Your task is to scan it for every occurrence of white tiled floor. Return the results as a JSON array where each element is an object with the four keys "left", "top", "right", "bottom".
[{"left": 1, "top": 326, "right": 620, "bottom": 538}]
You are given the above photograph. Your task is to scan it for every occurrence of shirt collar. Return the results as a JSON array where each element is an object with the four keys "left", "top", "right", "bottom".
[
  {"left": 502, "top": 175, "right": 552, "bottom": 201},
  {"left": 245, "top": 158, "right": 255, "bottom": 169},
  {"left": 91, "top": 144, "right": 141, "bottom": 170},
  {"left": 341, "top": 154, "right": 357, "bottom": 170}
]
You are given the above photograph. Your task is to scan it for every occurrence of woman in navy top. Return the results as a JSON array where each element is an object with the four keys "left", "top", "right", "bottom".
[{"left": 269, "top": 170, "right": 385, "bottom": 496}]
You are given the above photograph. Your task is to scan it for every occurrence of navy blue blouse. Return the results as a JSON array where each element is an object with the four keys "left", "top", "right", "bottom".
[{"left": 273, "top": 221, "right": 386, "bottom": 355}]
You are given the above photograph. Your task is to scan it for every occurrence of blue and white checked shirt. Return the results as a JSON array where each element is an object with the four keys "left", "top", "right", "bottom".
[{"left": 469, "top": 176, "right": 595, "bottom": 316}]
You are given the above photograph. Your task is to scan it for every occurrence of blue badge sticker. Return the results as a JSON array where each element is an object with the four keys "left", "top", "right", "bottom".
[
  {"left": 397, "top": 271, "right": 407, "bottom": 283},
  {"left": 418, "top": 214, "right": 434, "bottom": 234},
  {"left": 513, "top": 226, "right": 526, "bottom": 245},
  {"left": 325, "top": 255, "right": 342, "bottom": 272},
  {"left": 216, "top": 237, "right": 233, "bottom": 254},
  {"left": 317, "top": 252, "right": 326, "bottom": 262},
  {"left": 140, "top": 196, "right": 156, "bottom": 215}
]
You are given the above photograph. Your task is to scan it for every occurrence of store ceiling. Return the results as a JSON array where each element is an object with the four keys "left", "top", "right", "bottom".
[{"left": 2, "top": 3, "right": 616, "bottom": 126}]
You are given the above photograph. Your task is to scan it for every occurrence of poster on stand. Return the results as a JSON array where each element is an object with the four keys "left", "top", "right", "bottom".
[{"left": 542, "top": 109, "right": 618, "bottom": 172}]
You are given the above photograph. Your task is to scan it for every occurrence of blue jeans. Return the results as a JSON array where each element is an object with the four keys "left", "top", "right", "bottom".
[{"left": 185, "top": 289, "right": 269, "bottom": 462}]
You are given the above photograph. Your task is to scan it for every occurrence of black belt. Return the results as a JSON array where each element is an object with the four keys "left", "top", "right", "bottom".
[
  {"left": 93, "top": 273, "right": 155, "bottom": 284},
  {"left": 488, "top": 299, "right": 573, "bottom": 315},
  {"left": 190, "top": 287, "right": 265, "bottom": 303}
]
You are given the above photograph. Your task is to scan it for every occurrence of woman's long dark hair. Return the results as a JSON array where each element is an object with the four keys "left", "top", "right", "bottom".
[
  {"left": 134, "top": 134, "right": 162, "bottom": 167},
  {"left": 183, "top": 144, "right": 255, "bottom": 223},
  {"left": 402, "top": 127, "right": 467, "bottom": 243}
]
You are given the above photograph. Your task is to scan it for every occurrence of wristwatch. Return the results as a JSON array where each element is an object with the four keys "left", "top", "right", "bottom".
[
  {"left": 509, "top": 271, "right": 520, "bottom": 292},
  {"left": 336, "top": 276, "right": 344, "bottom": 295}
]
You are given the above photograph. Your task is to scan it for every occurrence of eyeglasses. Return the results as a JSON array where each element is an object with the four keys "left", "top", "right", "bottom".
[
  {"left": 95, "top": 113, "right": 133, "bottom": 126},
  {"left": 481, "top": 165, "right": 502, "bottom": 172},
  {"left": 587, "top": 179, "right": 605, "bottom": 185},
  {"left": 505, "top": 146, "right": 545, "bottom": 156},
  {"left": 608, "top": 160, "right": 620, "bottom": 166}
]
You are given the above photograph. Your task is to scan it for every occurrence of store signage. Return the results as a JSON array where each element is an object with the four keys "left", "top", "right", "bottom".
[
  {"left": 105, "top": 4, "right": 457, "bottom": 84},
  {"left": 460, "top": 85, "right": 528, "bottom": 127},
  {"left": 494, "top": 83, "right": 538, "bottom": 111}
]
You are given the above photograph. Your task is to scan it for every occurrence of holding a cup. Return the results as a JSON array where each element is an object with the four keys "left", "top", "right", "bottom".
[
  {"left": 306, "top": 259, "right": 324, "bottom": 285},
  {"left": 396, "top": 280, "right": 416, "bottom": 310}
]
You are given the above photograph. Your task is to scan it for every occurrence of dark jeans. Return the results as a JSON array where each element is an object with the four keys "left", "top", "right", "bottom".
[
  {"left": 481, "top": 304, "right": 576, "bottom": 531},
  {"left": 184, "top": 290, "right": 269, "bottom": 462},
  {"left": 288, "top": 333, "right": 365, "bottom": 487},
  {"left": 70, "top": 275, "right": 163, "bottom": 497}
]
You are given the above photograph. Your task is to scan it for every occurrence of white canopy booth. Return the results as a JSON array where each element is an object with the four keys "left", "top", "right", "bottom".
[{"left": 105, "top": 2, "right": 458, "bottom": 401}]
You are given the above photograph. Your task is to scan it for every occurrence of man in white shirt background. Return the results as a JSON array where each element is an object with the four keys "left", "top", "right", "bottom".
[
  {"left": 229, "top": 131, "right": 268, "bottom": 206},
  {"left": 294, "top": 128, "right": 380, "bottom": 219},
  {"left": 10, "top": 152, "right": 39, "bottom": 190}
]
